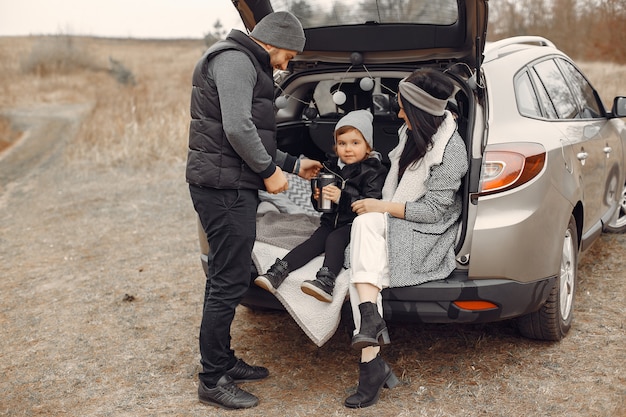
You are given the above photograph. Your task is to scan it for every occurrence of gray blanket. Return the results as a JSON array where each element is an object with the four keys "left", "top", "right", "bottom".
[{"left": 255, "top": 211, "right": 320, "bottom": 250}]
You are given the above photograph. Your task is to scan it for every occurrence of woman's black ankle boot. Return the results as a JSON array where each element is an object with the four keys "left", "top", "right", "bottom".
[
  {"left": 351, "top": 302, "right": 390, "bottom": 350},
  {"left": 344, "top": 355, "right": 399, "bottom": 408}
]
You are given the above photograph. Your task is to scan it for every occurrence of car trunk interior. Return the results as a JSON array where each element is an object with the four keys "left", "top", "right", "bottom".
[{"left": 275, "top": 67, "right": 473, "bottom": 256}]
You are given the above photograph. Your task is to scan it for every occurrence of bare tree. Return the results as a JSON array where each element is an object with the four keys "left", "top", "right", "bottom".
[{"left": 489, "top": 0, "right": 626, "bottom": 63}]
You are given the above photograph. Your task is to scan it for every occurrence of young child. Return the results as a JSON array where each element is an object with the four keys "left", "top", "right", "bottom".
[{"left": 255, "top": 110, "right": 388, "bottom": 302}]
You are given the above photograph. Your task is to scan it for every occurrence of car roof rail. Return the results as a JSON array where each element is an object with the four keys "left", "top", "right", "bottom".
[{"left": 484, "top": 36, "right": 556, "bottom": 62}]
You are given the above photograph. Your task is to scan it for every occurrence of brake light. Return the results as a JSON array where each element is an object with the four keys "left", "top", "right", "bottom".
[{"left": 478, "top": 143, "right": 546, "bottom": 196}]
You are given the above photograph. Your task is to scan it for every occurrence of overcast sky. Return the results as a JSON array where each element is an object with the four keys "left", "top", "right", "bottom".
[{"left": 0, "top": 0, "right": 245, "bottom": 39}]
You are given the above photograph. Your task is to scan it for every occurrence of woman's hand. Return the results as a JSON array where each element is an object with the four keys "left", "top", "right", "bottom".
[
  {"left": 351, "top": 198, "right": 386, "bottom": 215},
  {"left": 352, "top": 199, "right": 406, "bottom": 218}
]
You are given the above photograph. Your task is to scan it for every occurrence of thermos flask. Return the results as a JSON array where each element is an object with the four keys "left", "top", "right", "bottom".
[{"left": 311, "top": 173, "right": 336, "bottom": 213}]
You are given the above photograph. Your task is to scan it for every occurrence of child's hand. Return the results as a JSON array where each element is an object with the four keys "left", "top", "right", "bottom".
[{"left": 322, "top": 185, "right": 341, "bottom": 204}]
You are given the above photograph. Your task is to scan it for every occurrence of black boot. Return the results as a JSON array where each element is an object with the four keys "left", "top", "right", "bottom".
[
  {"left": 301, "top": 267, "right": 336, "bottom": 303},
  {"left": 344, "top": 355, "right": 399, "bottom": 408},
  {"left": 254, "top": 258, "right": 289, "bottom": 293},
  {"left": 351, "top": 302, "right": 390, "bottom": 350}
]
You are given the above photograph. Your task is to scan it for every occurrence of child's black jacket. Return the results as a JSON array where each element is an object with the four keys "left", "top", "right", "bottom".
[{"left": 312, "top": 154, "right": 388, "bottom": 228}]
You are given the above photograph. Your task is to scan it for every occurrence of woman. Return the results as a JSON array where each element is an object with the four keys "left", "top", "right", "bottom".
[{"left": 344, "top": 68, "right": 468, "bottom": 408}]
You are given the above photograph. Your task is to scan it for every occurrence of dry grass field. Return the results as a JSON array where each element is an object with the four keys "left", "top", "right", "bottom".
[{"left": 0, "top": 36, "right": 625, "bottom": 417}]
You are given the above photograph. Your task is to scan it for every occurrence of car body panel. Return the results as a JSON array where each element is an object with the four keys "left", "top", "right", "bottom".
[
  {"left": 468, "top": 160, "right": 574, "bottom": 282},
  {"left": 560, "top": 119, "right": 611, "bottom": 237},
  {"left": 479, "top": 42, "right": 626, "bottom": 253}
]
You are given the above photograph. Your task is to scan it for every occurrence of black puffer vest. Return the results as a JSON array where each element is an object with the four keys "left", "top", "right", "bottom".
[{"left": 186, "top": 30, "right": 276, "bottom": 190}]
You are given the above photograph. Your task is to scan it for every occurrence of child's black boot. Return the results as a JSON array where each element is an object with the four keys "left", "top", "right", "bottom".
[
  {"left": 254, "top": 258, "right": 289, "bottom": 293},
  {"left": 301, "top": 266, "right": 336, "bottom": 303}
]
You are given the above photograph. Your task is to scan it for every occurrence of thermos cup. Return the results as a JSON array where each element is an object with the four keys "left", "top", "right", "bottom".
[{"left": 311, "top": 173, "right": 336, "bottom": 213}]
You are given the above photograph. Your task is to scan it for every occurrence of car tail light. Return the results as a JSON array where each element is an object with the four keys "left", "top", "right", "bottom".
[{"left": 478, "top": 143, "right": 546, "bottom": 196}]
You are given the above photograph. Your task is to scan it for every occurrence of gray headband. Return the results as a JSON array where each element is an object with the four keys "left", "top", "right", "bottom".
[{"left": 398, "top": 80, "right": 448, "bottom": 116}]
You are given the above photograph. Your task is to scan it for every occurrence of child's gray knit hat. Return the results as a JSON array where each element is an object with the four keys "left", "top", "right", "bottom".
[
  {"left": 250, "top": 11, "right": 306, "bottom": 53},
  {"left": 335, "top": 110, "right": 374, "bottom": 148}
]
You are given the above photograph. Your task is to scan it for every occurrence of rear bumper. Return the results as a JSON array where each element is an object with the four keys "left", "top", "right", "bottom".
[
  {"left": 381, "top": 271, "right": 556, "bottom": 323},
  {"left": 236, "top": 265, "right": 557, "bottom": 324}
]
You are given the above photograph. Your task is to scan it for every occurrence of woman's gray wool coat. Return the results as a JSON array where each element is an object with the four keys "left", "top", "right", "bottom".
[{"left": 386, "top": 132, "right": 468, "bottom": 287}]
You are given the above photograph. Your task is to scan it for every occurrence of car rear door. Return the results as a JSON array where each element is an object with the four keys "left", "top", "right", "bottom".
[
  {"left": 531, "top": 58, "right": 607, "bottom": 241},
  {"left": 555, "top": 58, "right": 624, "bottom": 231}
]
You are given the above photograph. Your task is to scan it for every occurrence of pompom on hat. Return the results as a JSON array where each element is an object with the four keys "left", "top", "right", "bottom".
[
  {"left": 250, "top": 11, "right": 306, "bottom": 53},
  {"left": 334, "top": 110, "right": 374, "bottom": 148}
]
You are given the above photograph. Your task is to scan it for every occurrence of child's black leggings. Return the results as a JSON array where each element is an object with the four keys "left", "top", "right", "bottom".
[{"left": 282, "top": 223, "right": 351, "bottom": 276}]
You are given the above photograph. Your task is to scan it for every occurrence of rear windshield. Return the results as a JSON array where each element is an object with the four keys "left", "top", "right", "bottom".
[{"left": 269, "top": 0, "right": 459, "bottom": 28}]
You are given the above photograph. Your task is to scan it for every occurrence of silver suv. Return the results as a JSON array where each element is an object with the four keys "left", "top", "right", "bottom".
[{"left": 197, "top": 0, "right": 626, "bottom": 341}]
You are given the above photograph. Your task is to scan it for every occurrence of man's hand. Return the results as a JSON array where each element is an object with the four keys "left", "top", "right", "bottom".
[
  {"left": 264, "top": 166, "right": 289, "bottom": 194},
  {"left": 298, "top": 158, "right": 322, "bottom": 180}
]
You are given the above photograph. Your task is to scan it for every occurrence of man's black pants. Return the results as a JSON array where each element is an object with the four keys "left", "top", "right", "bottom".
[{"left": 189, "top": 185, "right": 258, "bottom": 387}]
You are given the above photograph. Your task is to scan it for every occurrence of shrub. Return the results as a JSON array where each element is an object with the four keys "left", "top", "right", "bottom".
[{"left": 108, "top": 57, "right": 136, "bottom": 86}]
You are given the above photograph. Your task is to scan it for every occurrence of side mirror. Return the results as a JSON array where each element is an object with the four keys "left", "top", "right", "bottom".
[{"left": 612, "top": 96, "right": 626, "bottom": 118}]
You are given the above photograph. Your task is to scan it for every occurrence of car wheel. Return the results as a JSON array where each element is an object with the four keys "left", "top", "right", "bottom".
[
  {"left": 604, "top": 182, "right": 626, "bottom": 233},
  {"left": 517, "top": 214, "right": 578, "bottom": 341}
]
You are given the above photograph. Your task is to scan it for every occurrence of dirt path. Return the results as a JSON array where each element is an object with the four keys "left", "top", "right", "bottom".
[
  {"left": 0, "top": 105, "right": 625, "bottom": 417},
  {"left": 0, "top": 104, "right": 92, "bottom": 188}
]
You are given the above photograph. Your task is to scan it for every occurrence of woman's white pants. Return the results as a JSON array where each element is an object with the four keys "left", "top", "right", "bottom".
[{"left": 349, "top": 212, "right": 390, "bottom": 335}]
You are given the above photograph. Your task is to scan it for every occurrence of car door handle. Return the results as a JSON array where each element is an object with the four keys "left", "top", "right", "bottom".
[
  {"left": 603, "top": 146, "right": 612, "bottom": 154},
  {"left": 576, "top": 151, "right": 588, "bottom": 161}
]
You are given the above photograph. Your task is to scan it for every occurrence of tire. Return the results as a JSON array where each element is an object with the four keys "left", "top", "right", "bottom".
[
  {"left": 604, "top": 182, "right": 626, "bottom": 233},
  {"left": 517, "top": 215, "right": 578, "bottom": 341}
]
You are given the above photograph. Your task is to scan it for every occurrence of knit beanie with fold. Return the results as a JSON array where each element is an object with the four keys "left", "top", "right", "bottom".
[
  {"left": 250, "top": 11, "right": 306, "bottom": 53},
  {"left": 334, "top": 110, "right": 374, "bottom": 149}
]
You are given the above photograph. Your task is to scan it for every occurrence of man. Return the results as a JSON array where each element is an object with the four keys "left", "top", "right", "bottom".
[{"left": 186, "top": 11, "right": 321, "bottom": 410}]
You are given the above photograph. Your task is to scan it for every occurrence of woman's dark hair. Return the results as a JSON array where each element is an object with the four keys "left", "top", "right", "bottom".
[{"left": 397, "top": 69, "right": 454, "bottom": 179}]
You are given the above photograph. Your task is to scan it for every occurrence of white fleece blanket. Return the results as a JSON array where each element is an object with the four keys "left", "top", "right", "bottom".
[
  {"left": 251, "top": 241, "right": 349, "bottom": 347},
  {"left": 251, "top": 209, "right": 350, "bottom": 347}
]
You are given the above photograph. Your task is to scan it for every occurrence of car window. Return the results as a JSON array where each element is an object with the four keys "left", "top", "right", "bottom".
[
  {"left": 529, "top": 69, "right": 558, "bottom": 119},
  {"left": 515, "top": 71, "right": 542, "bottom": 118},
  {"left": 534, "top": 59, "right": 578, "bottom": 119},
  {"left": 556, "top": 58, "right": 604, "bottom": 118},
  {"left": 270, "top": 0, "right": 458, "bottom": 28}
]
